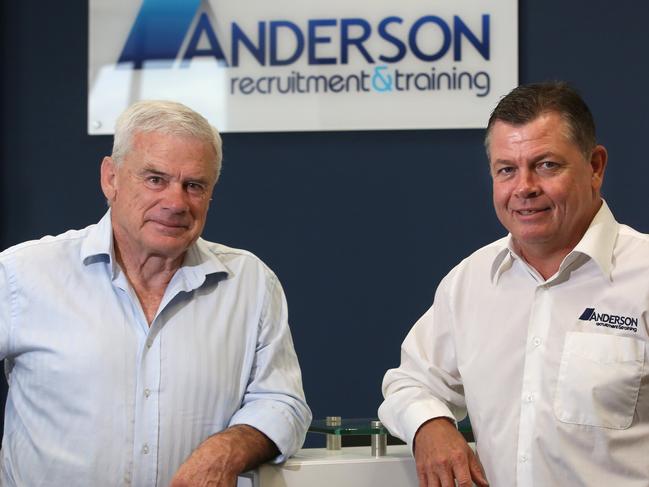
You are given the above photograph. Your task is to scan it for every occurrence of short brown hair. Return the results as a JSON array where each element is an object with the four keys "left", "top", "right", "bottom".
[{"left": 485, "top": 82, "right": 596, "bottom": 159}]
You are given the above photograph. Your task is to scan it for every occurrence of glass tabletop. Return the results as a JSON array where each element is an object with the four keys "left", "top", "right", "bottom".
[
  {"left": 308, "top": 417, "right": 474, "bottom": 438},
  {"left": 308, "top": 418, "right": 388, "bottom": 436}
]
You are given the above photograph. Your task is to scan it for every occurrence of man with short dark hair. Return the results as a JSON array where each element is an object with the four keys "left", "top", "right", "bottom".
[
  {"left": 379, "top": 82, "right": 649, "bottom": 486},
  {"left": 0, "top": 100, "right": 311, "bottom": 486}
]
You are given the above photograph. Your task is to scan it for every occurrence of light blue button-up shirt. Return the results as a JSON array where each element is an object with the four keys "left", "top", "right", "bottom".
[{"left": 0, "top": 211, "right": 311, "bottom": 486}]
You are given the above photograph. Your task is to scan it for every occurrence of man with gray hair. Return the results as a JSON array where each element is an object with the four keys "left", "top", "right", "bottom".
[
  {"left": 0, "top": 100, "right": 311, "bottom": 486},
  {"left": 379, "top": 82, "right": 649, "bottom": 486}
]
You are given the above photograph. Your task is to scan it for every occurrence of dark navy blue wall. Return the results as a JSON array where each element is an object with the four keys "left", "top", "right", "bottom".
[{"left": 2, "top": 1, "right": 649, "bottom": 444}]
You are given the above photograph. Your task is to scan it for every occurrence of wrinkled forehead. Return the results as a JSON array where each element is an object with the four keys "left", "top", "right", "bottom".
[
  {"left": 131, "top": 130, "right": 217, "bottom": 167},
  {"left": 122, "top": 131, "right": 218, "bottom": 181}
]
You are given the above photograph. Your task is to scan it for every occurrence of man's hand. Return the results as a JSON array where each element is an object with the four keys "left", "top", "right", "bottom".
[
  {"left": 413, "top": 418, "right": 488, "bottom": 487},
  {"left": 170, "top": 424, "right": 279, "bottom": 487}
]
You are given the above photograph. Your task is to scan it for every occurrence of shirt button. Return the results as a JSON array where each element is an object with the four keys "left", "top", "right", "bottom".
[
  {"left": 144, "top": 388, "right": 151, "bottom": 398},
  {"left": 142, "top": 444, "right": 149, "bottom": 455},
  {"left": 520, "top": 455, "right": 528, "bottom": 463},
  {"left": 533, "top": 337, "right": 542, "bottom": 347},
  {"left": 526, "top": 393, "right": 534, "bottom": 403}
]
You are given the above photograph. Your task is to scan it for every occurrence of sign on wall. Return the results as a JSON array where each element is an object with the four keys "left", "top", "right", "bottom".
[{"left": 88, "top": 0, "right": 518, "bottom": 134}]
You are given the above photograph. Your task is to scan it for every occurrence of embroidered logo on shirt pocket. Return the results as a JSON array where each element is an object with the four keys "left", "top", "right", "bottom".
[{"left": 554, "top": 332, "right": 645, "bottom": 429}]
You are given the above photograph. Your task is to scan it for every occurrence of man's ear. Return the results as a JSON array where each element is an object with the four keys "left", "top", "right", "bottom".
[
  {"left": 100, "top": 156, "right": 118, "bottom": 203},
  {"left": 590, "top": 145, "right": 608, "bottom": 192}
]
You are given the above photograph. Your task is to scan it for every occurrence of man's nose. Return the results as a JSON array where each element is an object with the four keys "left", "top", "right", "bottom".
[
  {"left": 161, "top": 183, "right": 189, "bottom": 212},
  {"left": 514, "top": 169, "right": 541, "bottom": 198}
]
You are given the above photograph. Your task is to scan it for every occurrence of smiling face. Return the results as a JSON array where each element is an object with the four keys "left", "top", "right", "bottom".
[
  {"left": 101, "top": 131, "right": 217, "bottom": 263},
  {"left": 489, "top": 111, "right": 607, "bottom": 263}
]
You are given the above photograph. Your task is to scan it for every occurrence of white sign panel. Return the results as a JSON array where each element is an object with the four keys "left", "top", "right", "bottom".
[{"left": 88, "top": 0, "right": 517, "bottom": 133}]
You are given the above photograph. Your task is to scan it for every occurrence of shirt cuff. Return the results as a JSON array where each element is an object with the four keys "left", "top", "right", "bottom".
[
  {"left": 228, "top": 399, "right": 310, "bottom": 463},
  {"left": 397, "top": 398, "right": 457, "bottom": 449}
]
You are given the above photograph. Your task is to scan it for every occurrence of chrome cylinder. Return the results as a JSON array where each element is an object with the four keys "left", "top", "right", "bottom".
[{"left": 371, "top": 420, "right": 387, "bottom": 457}]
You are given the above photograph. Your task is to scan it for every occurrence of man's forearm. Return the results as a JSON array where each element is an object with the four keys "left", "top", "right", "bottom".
[
  {"left": 170, "top": 424, "right": 280, "bottom": 487},
  {"left": 213, "top": 424, "right": 280, "bottom": 473}
]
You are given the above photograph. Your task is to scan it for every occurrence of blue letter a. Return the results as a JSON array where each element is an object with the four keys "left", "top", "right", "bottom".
[{"left": 182, "top": 13, "right": 228, "bottom": 65}]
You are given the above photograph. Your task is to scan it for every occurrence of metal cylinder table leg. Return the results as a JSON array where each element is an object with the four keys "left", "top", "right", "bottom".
[
  {"left": 371, "top": 420, "right": 387, "bottom": 457},
  {"left": 326, "top": 416, "right": 342, "bottom": 450}
]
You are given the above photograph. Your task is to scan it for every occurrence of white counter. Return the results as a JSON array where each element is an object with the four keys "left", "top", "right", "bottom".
[{"left": 238, "top": 445, "right": 418, "bottom": 487}]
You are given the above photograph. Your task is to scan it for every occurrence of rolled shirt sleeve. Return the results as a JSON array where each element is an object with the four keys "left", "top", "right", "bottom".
[
  {"left": 229, "top": 273, "right": 312, "bottom": 462},
  {"left": 378, "top": 273, "right": 467, "bottom": 448}
]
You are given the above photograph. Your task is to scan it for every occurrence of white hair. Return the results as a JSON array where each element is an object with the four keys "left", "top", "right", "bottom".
[{"left": 112, "top": 100, "right": 222, "bottom": 181}]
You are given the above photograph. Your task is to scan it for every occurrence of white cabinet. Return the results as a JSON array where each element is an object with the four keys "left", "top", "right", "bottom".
[{"left": 238, "top": 445, "right": 418, "bottom": 487}]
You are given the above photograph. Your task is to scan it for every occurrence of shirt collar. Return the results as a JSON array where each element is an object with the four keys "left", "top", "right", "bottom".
[
  {"left": 568, "top": 199, "right": 618, "bottom": 280},
  {"left": 490, "top": 239, "right": 515, "bottom": 284},
  {"left": 80, "top": 209, "right": 231, "bottom": 285},
  {"left": 490, "top": 199, "right": 618, "bottom": 284},
  {"left": 180, "top": 237, "right": 231, "bottom": 290},
  {"left": 80, "top": 209, "right": 114, "bottom": 269}
]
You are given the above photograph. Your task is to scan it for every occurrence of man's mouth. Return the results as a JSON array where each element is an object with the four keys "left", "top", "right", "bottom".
[
  {"left": 150, "top": 219, "right": 189, "bottom": 229},
  {"left": 513, "top": 208, "right": 550, "bottom": 216}
]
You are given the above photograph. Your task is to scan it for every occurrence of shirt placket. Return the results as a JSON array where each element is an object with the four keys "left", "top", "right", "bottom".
[
  {"left": 112, "top": 269, "right": 159, "bottom": 486},
  {"left": 516, "top": 282, "right": 553, "bottom": 486},
  {"left": 131, "top": 319, "right": 162, "bottom": 487}
]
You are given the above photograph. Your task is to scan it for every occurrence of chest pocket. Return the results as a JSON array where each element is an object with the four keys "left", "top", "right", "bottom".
[{"left": 554, "top": 332, "right": 645, "bottom": 429}]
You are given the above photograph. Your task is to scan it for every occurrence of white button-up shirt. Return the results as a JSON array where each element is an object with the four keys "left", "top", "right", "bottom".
[
  {"left": 0, "top": 211, "right": 311, "bottom": 486},
  {"left": 379, "top": 201, "right": 648, "bottom": 486}
]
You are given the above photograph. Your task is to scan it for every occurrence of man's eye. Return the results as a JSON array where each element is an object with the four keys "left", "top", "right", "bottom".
[
  {"left": 148, "top": 176, "right": 162, "bottom": 184},
  {"left": 497, "top": 166, "right": 515, "bottom": 175},
  {"left": 186, "top": 182, "right": 206, "bottom": 194},
  {"left": 538, "top": 161, "right": 559, "bottom": 170},
  {"left": 144, "top": 176, "right": 166, "bottom": 188}
]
